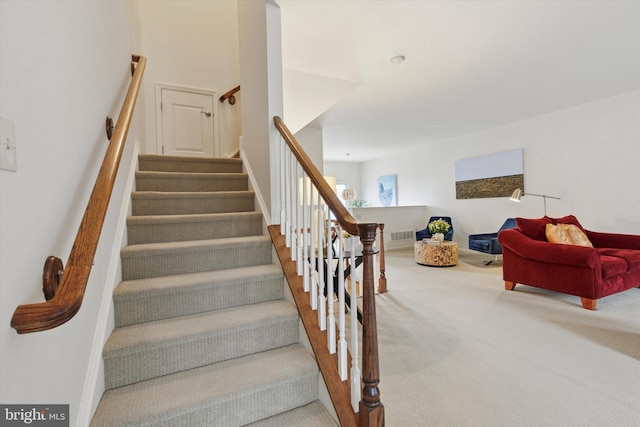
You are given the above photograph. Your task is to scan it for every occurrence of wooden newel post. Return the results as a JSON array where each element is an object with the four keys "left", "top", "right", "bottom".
[
  {"left": 377, "top": 224, "right": 387, "bottom": 294},
  {"left": 357, "top": 222, "right": 385, "bottom": 427}
]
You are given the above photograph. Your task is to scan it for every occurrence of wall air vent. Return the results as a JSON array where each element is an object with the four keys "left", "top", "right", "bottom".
[{"left": 390, "top": 231, "right": 414, "bottom": 241}]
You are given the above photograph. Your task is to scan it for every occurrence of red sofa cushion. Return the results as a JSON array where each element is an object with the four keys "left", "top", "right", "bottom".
[
  {"left": 598, "top": 248, "right": 640, "bottom": 273},
  {"left": 516, "top": 217, "right": 552, "bottom": 241},
  {"left": 600, "top": 255, "right": 629, "bottom": 278}
]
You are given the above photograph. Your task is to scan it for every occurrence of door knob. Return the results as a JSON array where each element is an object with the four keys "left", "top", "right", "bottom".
[{"left": 201, "top": 111, "right": 212, "bottom": 117}]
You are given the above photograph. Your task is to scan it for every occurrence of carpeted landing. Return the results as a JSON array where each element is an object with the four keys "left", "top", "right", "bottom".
[
  {"left": 375, "top": 248, "right": 640, "bottom": 427},
  {"left": 90, "top": 155, "right": 337, "bottom": 427}
]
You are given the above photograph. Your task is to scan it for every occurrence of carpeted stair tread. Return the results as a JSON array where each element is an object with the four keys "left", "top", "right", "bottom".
[
  {"left": 135, "top": 171, "right": 249, "bottom": 192},
  {"left": 114, "top": 264, "right": 284, "bottom": 326},
  {"left": 246, "top": 401, "right": 338, "bottom": 427},
  {"left": 103, "top": 300, "right": 299, "bottom": 389},
  {"left": 120, "top": 235, "right": 272, "bottom": 280},
  {"left": 105, "top": 299, "right": 297, "bottom": 356},
  {"left": 138, "top": 154, "right": 243, "bottom": 173},
  {"left": 114, "top": 264, "right": 282, "bottom": 300},
  {"left": 126, "top": 212, "right": 263, "bottom": 244},
  {"left": 131, "top": 190, "right": 255, "bottom": 215},
  {"left": 91, "top": 344, "right": 319, "bottom": 427}
]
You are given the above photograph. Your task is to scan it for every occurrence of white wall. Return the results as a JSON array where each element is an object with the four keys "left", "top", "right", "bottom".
[
  {"left": 353, "top": 206, "right": 428, "bottom": 250},
  {"left": 324, "top": 160, "right": 361, "bottom": 197},
  {"left": 0, "top": 1, "right": 141, "bottom": 425},
  {"left": 283, "top": 69, "right": 360, "bottom": 134},
  {"left": 238, "top": 0, "right": 283, "bottom": 219},
  {"left": 136, "top": 0, "right": 241, "bottom": 156},
  {"left": 294, "top": 126, "right": 324, "bottom": 172},
  {"left": 359, "top": 91, "right": 640, "bottom": 247}
]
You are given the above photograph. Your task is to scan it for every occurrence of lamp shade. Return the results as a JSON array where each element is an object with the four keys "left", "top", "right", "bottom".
[
  {"left": 341, "top": 188, "right": 357, "bottom": 201},
  {"left": 300, "top": 176, "right": 337, "bottom": 204},
  {"left": 324, "top": 176, "right": 337, "bottom": 193},
  {"left": 510, "top": 188, "right": 523, "bottom": 202}
]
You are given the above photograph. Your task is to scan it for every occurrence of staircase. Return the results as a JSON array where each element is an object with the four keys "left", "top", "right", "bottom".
[{"left": 90, "top": 155, "right": 337, "bottom": 427}]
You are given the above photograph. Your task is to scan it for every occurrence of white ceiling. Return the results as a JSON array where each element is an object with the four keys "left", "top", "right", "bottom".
[{"left": 278, "top": 0, "right": 640, "bottom": 162}]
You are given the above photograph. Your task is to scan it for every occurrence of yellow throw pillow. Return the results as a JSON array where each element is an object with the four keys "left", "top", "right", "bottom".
[
  {"left": 545, "top": 223, "right": 572, "bottom": 245},
  {"left": 545, "top": 223, "right": 593, "bottom": 247},
  {"left": 565, "top": 224, "right": 593, "bottom": 247}
]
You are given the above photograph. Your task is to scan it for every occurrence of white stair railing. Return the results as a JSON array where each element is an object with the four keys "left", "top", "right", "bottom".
[
  {"left": 281, "top": 158, "right": 361, "bottom": 409},
  {"left": 274, "top": 116, "right": 383, "bottom": 426}
]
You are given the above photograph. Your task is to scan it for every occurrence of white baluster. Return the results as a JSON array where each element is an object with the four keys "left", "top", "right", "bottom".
[
  {"left": 327, "top": 207, "right": 336, "bottom": 354},
  {"left": 302, "top": 173, "right": 309, "bottom": 290},
  {"left": 291, "top": 156, "right": 302, "bottom": 262},
  {"left": 317, "top": 192, "right": 326, "bottom": 331},
  {"left": 284, "top": 148, "right": 291, "bottom": 248},
  {"left": 280, "top": 139, "right": 286, "bottom": 235},
  {"left": 337, "top": 225, "right": 348, "bottom": 380},
  {"left": 350, "top": 235, "right": 361, "bottom": 411},
  {"left": 309, "top": 192, "right": 317, "bottom": 309},
  {"left": 290, "top": 155, "right": 297, "bottom": 262},
  {"left": 296, "top": 165, "right": 303, "bottom": 276}
]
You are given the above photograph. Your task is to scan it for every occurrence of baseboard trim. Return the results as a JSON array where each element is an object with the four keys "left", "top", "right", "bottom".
[
  {"left": 76, "top": 141, "right": 139, "bottom": 427},
  {"left": 240, "top": 143, "right": 271, "bottom": 226}
]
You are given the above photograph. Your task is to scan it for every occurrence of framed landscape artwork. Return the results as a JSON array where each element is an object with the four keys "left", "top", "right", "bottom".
[{"left": 454, "top": 149, "right": 524, "bottom": 199}]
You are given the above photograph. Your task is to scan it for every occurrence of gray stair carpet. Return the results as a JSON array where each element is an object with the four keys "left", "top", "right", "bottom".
[
  {"left": 245, "top": 401, "right": 339, "bottom": 427},
  {"left": 91, "top": 155, "right": 337, "bottom": 427}
]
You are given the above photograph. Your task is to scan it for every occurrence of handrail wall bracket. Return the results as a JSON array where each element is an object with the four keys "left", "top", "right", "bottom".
[
  {"left": 106, "top": 116, "right": 114, "bottom": 140},
  {"left": 43, "top": 256, "right": 64, "bottom": 301},
  {"left": 220, "top": 85, "right": 240, "bottom": 105}
]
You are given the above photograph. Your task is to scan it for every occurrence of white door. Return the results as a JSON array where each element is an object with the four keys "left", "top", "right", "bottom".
[{"left": 157, "top": 86, "right": 218, "bottom": 157}]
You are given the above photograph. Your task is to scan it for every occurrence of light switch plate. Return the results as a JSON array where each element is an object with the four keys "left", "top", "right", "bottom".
[{"left": 1, "top": 116, "right": 17, "bottom": 172}]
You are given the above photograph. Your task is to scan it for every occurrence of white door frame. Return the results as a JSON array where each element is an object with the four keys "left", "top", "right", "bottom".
[{"left": 155, "top": 83, "right": 220, "bottom": 156}]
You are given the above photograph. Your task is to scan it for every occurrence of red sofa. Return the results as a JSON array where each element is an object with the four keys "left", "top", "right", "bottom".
[{"left": 498, "top": 215, "right": 640, "bottom": 310}]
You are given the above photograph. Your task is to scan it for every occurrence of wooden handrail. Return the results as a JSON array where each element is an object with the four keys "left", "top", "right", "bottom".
[
  {"left": 219, "top": 85, "right": 240, "bottom": 104},
  {"left": 274, "top": 116, "right": 384, "bottom": 426},
  {"left": 11, "top": 55, "right": 146, "bottom": 334},
  {"left": 274, "top": 116, "right": 359, "bottom": 236}
]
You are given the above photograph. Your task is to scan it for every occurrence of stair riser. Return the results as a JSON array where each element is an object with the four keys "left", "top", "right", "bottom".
[
  {"left": 121, "top": 241, "right": 272, "bottom": 280},
  {"left": 139, "top": 156, "right": 243, "bottom": 174},
  {"left": 135, "top": 174, "right": 248, "bottom": 192},
  {"left": 114, "top": 274, "right": 284, "bottom": 327},
  {"left": 131, "top": 193, "right": 254, "bottom": 216},
  {"left": 127, "top": 216, "right": 262, "bottom": 244},
  {"left": 104, "top": 315, "right": 299, "bottom": 389},
  {"left": 246, "top": 402, "right": 338, "bottom": 426}
]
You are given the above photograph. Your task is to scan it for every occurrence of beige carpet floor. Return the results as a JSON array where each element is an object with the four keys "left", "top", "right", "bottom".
[{"left": 372, "top": 248, "right": 640, "bottom": 427}]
